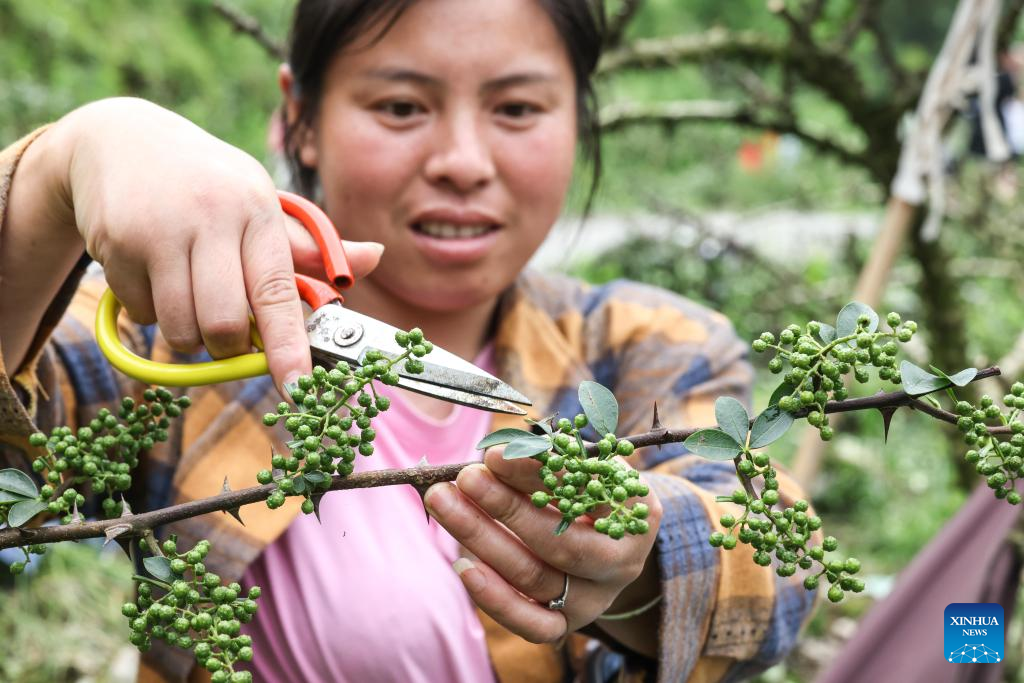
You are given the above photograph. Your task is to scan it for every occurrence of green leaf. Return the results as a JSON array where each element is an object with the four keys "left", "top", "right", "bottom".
[
  {"left": 303, "top": 471, "right": 328, "bottom": 485},
  {"left": 476, "top": 428, "right": 536, "bottom": 450},
  {"left": 0, "top": 491, "right": 32, "bottom": 505},
  {"left": 749, "top": 406, "right": 795, "bottom": 449},
  {"left": 899, "top": 361, "right": 947, "bottom": 396},
  {"left": 928, "top": 365, "right": 978, "bottom": 388},
  {"left": 7, "top": 499, "right": 47, "bottom": 527},
  {"left": 524, "top": 417, "right": 554, "bottom": 435},
  {"left": 836, "top": 302, "right": 879, "bottom": 338},
  {"left": 503, "top": 435, "right": 552, "bottom": 459},
  {"left": 144, "top": 556, "right": 173, "bottom": 582},
  {"left": 291, "top": 475, "right": 306, "bottom": 494},
  {"left": 683, "top": 429, "right": 742, "bottom": 461},
  {"left": 554, "top": 518, "right": 572, "bottom": 536},
  {"left": 815, "top": 322, "right": 837, "bottom": 345},
  {"left": 768, "top": 380, "right": 797, "bottom": 408},
  {"left": 714, "top": 396, "right": 749, "bottom": 446},
  {"left": 0, "top": 469, "right": 38, "bottom": 499},
  {"left": 578, "top": 381, "right": 618, "bottom": 436}
]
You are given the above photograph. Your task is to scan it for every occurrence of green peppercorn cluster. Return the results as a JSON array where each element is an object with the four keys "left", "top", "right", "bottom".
[
  {"left": 957, "top": 384, "right": 1024, "bottom": 505},
  {"left": 752, "top": 311, "right": 917, "bottom": 441},
  {"left": 125, "top": 537, "right": 260, "bottom": 681},
  {"left": 27, "top": 389, "right": 191, "bottom": 521},
  {"left": 527, "top": 413, "right": 650, "bottom": 538},
  {"left": 6, "top": 544, "right": 47, "bottom": 575},
  {"left": 259, "top": 328, "right": 432, "bottom": 513},
  {"left": 708, "top": 478, "right": 863, "bottom": 602}
]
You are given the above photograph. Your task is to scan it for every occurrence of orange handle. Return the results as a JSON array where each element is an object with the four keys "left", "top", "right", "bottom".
[{"left": 278, "top": 190, "right": 353, "bottom": 309}]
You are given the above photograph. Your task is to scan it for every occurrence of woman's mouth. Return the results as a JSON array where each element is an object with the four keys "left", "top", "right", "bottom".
[
  {"left": 409, "top": 221, "right": 501, "bottom": 265},
  {"left": 414, "top": 221, "right": 497, "bottom": 239}
]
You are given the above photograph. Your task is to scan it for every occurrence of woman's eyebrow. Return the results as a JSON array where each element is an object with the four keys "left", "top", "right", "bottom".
[
  {"left": 359, "top": 68, "right": 556, "bottom": 92},
  {"left": 480, "top": 72, "right": 558, "bottom": 94},
  {"left": 362, "top": 67, "right": 440, "bottom": 87}
]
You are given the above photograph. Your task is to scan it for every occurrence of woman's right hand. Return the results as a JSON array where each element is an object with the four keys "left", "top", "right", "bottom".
[{"left": 61, "top": 98, "right": 382, "bottom": 392}]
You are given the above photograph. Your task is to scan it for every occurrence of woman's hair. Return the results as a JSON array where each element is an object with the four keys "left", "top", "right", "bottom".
[{"left": 282, "top": 0, "right": 605, "bottom": 213}]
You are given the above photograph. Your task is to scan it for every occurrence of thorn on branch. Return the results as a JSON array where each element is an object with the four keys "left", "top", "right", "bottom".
[{"left": 650, "top": 402, "right": 663, "bottom": 431}]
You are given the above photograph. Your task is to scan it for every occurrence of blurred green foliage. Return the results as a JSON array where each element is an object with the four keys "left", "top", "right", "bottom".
[{"left": 0, "top": 543, "right": 134, "bottom": 683}]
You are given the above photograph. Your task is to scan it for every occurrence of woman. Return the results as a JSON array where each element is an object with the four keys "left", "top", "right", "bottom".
[{"left": 0, "top": 1, "right": 816, "bottom": 681}]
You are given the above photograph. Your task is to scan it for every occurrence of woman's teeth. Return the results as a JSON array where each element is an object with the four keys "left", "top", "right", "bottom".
[{"left": 416, "top": 222, "right": 493, "bottom": 239}]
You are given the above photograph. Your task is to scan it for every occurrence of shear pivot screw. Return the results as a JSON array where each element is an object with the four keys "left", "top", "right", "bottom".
[{"left": 334, "top": 324, "right": 363, "bottom": 347}]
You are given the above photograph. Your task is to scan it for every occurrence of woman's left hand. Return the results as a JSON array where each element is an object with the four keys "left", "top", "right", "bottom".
[{"left": 423, "top": 446, "right": 663, "bottom": 645}]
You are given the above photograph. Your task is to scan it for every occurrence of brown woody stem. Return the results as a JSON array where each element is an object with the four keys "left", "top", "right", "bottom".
[{"left": 0, "top": 366, "right": 1002, "bottom": 550}]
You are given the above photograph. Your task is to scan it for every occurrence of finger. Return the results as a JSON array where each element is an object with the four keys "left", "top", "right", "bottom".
[
  {"left": 104, "top": 261, "right": 157, "bottom": 326},
  {"left": 285, "top": 216, "right": 384, "bottom": 281},
  {"left": 146, "top": 252, "right": 204, "bottom": 353},
  {"left": 452, "top": 557, "right": 568, "bottom": 644},
  {"left": 425, "top": 479, "right": 569, "bottom": 599},
  {"left": 191, "top": 234, "right": 252, "bottom": 359},
  {"left": 240, "top": 206, "right": 309, "bottom": 392},
  {"left": 481, "top": 445, "right": 544, "bottom": 495},
  {"left": 453, "top": 464, "right": 633, "bottom": 581}
]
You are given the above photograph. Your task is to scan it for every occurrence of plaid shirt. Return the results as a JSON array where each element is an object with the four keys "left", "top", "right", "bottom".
[{"left": 0, "top": 128, "right": 819, "bottom": 683}]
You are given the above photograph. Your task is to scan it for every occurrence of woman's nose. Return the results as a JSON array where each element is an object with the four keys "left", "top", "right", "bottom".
[{"left": 423, "top": 113, "right": 496, "bottom": 194}]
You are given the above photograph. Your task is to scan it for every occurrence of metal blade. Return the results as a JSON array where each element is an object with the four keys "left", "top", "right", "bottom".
[
  {"left": 306, "top": 303, "right": 531, "bottom": 410},
  {"left": 394, "top": 375, "right": 527, "bottom": 415}
]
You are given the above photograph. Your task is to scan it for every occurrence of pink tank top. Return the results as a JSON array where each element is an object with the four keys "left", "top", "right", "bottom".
[{"left": 239, "top": 345, "right": 498, "bottom": 682}]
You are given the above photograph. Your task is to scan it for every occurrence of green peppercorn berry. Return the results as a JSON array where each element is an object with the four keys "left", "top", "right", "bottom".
[
  {"left": 574, "top": 414, "right": 588, "bottom": 429},
  {"left": 752, "top": 339, "right": 768, "bottom": 353},
  {"left": 301, "top": 499, "right": 315, "bottom": 515},
  {"left": 720, "top": 513, "right": 735, "bottom": 528},
  {"left": 708, "top": 531, "right": 725, "bottom": 547},
  {"left": 616, "top": 440, "right": 635, "bottom": 456},
  {"left": 823, "top": 536, "right": 838, "bottom": 551},
  {"left": 827, "top": 586, "right": 844, "bottom": 602},
  {"left": 168, "top": 558, "right": 186, "bottom": 574},
  {"left": 530, "top": 491, "right": 551, "bottom": 508},
  {"left": 262, "top": 413, "right": 278, "bottom": 427},
  {"left": 122, "top": 602, "right": 140, "bottom": 618},
  {"left": 1008, "top": 491, "right": 1022, "bottom": 505},
  {"left": 359, "top": 442, "right": 374, "bottom": 456}
]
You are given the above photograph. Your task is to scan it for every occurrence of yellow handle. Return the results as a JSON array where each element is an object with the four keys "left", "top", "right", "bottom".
[{"left": 96, "top": 288, "right": 269, "bottom": 386}]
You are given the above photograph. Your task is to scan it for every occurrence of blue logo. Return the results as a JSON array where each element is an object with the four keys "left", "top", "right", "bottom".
[{"left": 945, "top": 603, "right": 1004, "bottom": 663}]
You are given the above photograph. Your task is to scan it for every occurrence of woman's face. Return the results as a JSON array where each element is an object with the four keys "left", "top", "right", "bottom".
[{"left": 289, "top": 0, "right": 578, "bottom": 313}]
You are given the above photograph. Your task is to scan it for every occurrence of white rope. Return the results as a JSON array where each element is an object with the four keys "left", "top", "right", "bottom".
[{"left": 890, "top": 0, "right": 1007, "bottom": 241}]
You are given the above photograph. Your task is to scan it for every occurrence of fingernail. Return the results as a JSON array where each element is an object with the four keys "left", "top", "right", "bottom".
[
  {"left": 367, "top": 242, "right": 385, "bottom": 256},
  {"left": 423, "top": 482, "right": 454, "bottom": 517},
  {"left": 280, "top": 373, "right": 301, "bottom": 401},
  {"left": 453, "top": 557, "right": 485, "bottom": 592},
  {"left": 458, "top": 463, "right": 491, "bottom": 499}
]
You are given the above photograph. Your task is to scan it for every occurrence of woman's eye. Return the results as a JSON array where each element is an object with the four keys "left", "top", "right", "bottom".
[
  {"left": 377, "top": 101, "right": 424, "bottom": 118},
  {"left": 497, "top": 102, "right": 539, "bottom": 119}
]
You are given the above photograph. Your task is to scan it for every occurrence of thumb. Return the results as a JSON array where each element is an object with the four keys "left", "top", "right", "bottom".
[{"left": 285, "top": 216, "right": 384, "bottom": 281}]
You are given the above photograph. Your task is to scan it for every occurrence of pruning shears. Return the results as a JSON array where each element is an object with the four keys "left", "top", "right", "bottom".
[{"left": 95, "top": 190, "right": 531, "bottom": 415}]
